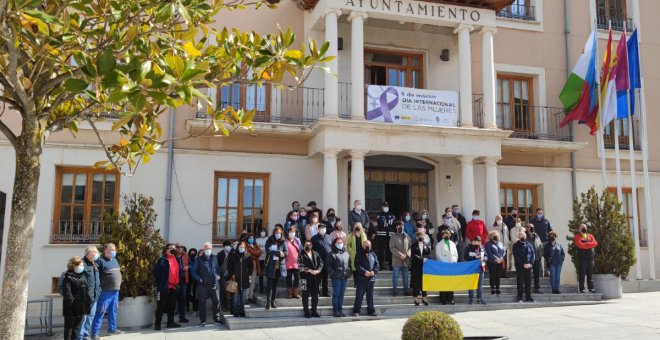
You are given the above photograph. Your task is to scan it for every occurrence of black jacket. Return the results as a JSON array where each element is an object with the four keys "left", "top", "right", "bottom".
[
  {"left": 62, "top": 271, "right": 91, "bottom": 317},
  {"left": 227, "top": 251, "right": 253, "bottom": 290},
  {"left": 453, "top": 213, "right": 467, "bottom": 238},
  {"left": 217, "top": 250, "right": 231, "bottom": 279},
  {"left": 153, "top": 255, "right": 184, "bottom": 294},
  {"left": 354, "top": 249, "right": 380, "bottom": 282},
  {"left": 311, "top": 233, "right": 333, "bottom": 260},
  {"left": 82, "top": 257, "right": 101, "bottom": 303},
  {"left": 376, "top": 211, "right": 397, "bottom": 237},
  {"left": 298, "top": 250, "right": 324, "bottom": 281},
  {"left": 512, "top": 240, "right": 535, "bottom": 268},
  {"left": 410, "top": 243, "right": 431, "bottom": 291},
  {"left": 528, "top": 217, "right": 553, "bottom": 243},
  {"left": 326, "top": 246, "right": 352, "bottom": 280}
]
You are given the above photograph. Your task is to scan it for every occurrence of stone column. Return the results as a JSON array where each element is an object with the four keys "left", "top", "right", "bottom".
[
  {"left": 324, "top": 9, "right": 342, "bottom": 118},
  {"left": 349, "top": 11, "right": 368, "bottom": 120},
  {"left": 481, "top": 27, "right": 498, "bottom": 129},
  {"left": 349, "top": 150, "right": 368, "bottom": 207},
  {"left": 484, "top": 157, "right": 501, "bottom": 224},
  {"left": 454, "top": 24, "right": 474, "bottom": 127},
  {"left": 323, "top": 149, "right": 340, "bottom": 214},
  {"left": 459, "top": 156, "right": 476, "bottom": 218}
]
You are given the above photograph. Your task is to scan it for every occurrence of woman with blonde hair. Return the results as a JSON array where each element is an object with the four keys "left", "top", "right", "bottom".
[{"left": 485, "top": 230, "right": 506, "bottom": 296}]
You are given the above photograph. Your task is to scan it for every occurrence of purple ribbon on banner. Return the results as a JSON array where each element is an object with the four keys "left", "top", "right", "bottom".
[{"left": 367, "top": 86, "right": 399, "bottom": 123}]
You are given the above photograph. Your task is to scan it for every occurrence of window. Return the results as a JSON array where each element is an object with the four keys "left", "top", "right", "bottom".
[
  {"left": 603, "top": 118, "right": 640, "bottom": 150},
  {"left": 52, "top": 166, "right": 119, "bottom": 243},
  {"left": 497, "top": 75, "right": 535, "bottom": 135},
  {"left": 364, "top": 50, "right": 424, "bottom": 89},
  {"left": 217, "top": 69, "right": 270, "bottom": 121},
  {"left": 497, "top": 0, "right": 536, "bottom": 21},
  {"left": 596, "top": 0, "right": 631, "bottom": 31},
  {"left": 499, "top": 183, "right": 538, "bottom": 225},
  {"left": 214, "top": 172, "right": 269, "bottom": 241},
  {"left": 608, "top": 188, "right": 645, "bottom": 246}
]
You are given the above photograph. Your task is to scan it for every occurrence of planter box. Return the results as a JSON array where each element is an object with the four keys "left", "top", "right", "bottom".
[
  {"left": 593, "top": 274, "right": 622, "bottom": 299},
  {"left": 116, "top": 296, "right": 155, "bottom": 329}
]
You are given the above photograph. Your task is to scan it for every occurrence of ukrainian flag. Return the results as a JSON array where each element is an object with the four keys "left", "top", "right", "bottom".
[{"left": 422, "top": 260, "right": 480, "bottom": 291}]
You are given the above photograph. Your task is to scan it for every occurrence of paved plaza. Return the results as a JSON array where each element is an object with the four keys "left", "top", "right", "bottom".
[{"left": 54, "top": 292, "right": 660, "bottom": 340}]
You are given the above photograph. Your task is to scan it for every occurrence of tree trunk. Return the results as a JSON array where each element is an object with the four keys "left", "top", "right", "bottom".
[{"left": 0, "top": 133, "right": 42, "bottom": 339}]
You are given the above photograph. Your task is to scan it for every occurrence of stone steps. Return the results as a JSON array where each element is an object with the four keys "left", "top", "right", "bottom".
[{"left": 223, "top": 300, "right": 604, "bottom": 330}]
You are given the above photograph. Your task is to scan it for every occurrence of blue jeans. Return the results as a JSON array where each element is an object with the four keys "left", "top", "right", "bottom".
[
  {"left": 468, "top": 271, "right": 484, "bottom": 301},
  {"left": 549, "top": 264, "right": 562, "bottom": 291},
  {"left": 392, "top": 266, "right": 409, "bottom": 291},
  {"left": 91, "top": 290, "right": 119, "bottom": 336},
  {"left": 77, "top": 300, "right": 97, "bottom": 340},
  {"left": 177, "top": 284, "right": 188, "bottom": 319},
  {"left": 232, "top": 289, "right": 248, "bottom": 314},
  {"left": 331, "top": 278, "right": 347, "bottom": 314}
]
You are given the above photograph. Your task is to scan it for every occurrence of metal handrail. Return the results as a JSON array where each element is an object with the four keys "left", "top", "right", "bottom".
[{"left": 497, "top": 3, "right": 536, "bottom": 21}]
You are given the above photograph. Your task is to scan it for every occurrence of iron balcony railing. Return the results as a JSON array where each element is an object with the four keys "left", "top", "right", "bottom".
[
  {"left": 51, "top": 220, "right": 108, "bottom": 244},
  {"left": 472, "top": 93, "right": 484, "bottom": 128},
  {"left": 604, "top": 118, "right": 641, "bottom": 150},
  {"left": 495, "top": 103, "right": 573, "bottom": 142},
  {"left": 597, "top": 14, "right": 633, "bottom": 31},
  {"left": 497, "top": 3, "right": 536, "bottom": 21}
]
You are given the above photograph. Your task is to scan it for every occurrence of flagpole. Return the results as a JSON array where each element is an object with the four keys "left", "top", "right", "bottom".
[
  {"left": 595, "top": 22, "right": 608, "bottom": 190},
  {"left": 635, "top": 26, "right": 656, "bottom": 280},
  {"left": 623, "top": 27, "right": 643, "bottom": 280},
  {"left": 609, "top": 20, "right": 624, "bottom": 205}
]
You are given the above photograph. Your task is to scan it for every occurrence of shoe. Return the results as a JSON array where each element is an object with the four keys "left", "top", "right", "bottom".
[
  {"left": 589, "top": 289, "right": 597, "bottom": 293},
  {"left": 534, "top": 289, "right": 543, "bottom": 294},
  {"left": 200, "top": 322, "right": 206, "bottom": 327},
  {"left": 414, "top": 300, "right": 419, "bottom": 306},
  {"left": 496, "top": 290, "right": 501, "bottom": 295},
  {"left": 368, "top": 312, "right": 378, "bottom": 317},
  {"left": 478, "top": 300, "right": 487, "bottom": 305},
  {"left": 108, "top": 330, "right": 124, "bottom": 336},
  {"left": 179, "top": 318, "right": 189, "bottom": 323},
  {"left": 340, "top": 313, "right": 346, "bottom": 317},
  {"left": 312, "top": 312, "right": 321, "bottom": 318},
  {"left": 91, "top": 336, "right": 100, "bottom": 340},
  {"left": 441, "top": 301, "right": 447, "bottom": 305},
  {"left": 468, "top": 299, "right": 474, "bottom": 305},
  {"left": 304, "top": 313, "right": 311, "bottom": 318},
  {"left": 449, "top": 300, "right": 455, "bottom": 305},
  {"left": 239, "top": 312, "right": 246, "bottom": 318},
  {"left": 579, "top": 289, "right": 586, "bottom": 293},
  {"left": 352, "top": 312, "right": 360, "bottom": 317},
  {"left": 334, "top": 313, "right": 341, "bottom": 318},
  {"left": 233, "top": 313, "right": 239, "bottom": 317},
  {"left": 293, "top": 288, "right": 301, "bottom": 299},
  {"left": 525, "top": 298, "right": 535, "bottom": 303},
  {"left": 287, "top": 288, "right": 293, "bottom": 299},
  {"left": 214, "top": 318, "right": 224, "bottom": 324},
  {"left": 518, "top": 299, "right": 524, "bottom": 303},
  {"left": 266, "top": 298, "right": 271, "bottom": 310},
  {"left": 322, "top": 293, "right": 330, "bottom": 297},
  {"left": 167, "top": 323, "right": 181, "bottom": 328},
  {"left": 271, "top": 301, "right": 277, "bottom": 309},
  {"left": 154, "top": 324, "right": 162, "bottom": 331},
  {"left": 491, "top": 290, "right": 496, "bottom": 295},
  {"left": 392, "top": 291, "right": 397, "bottom": 297},
  {"left": 556, "top": 290, "right": 562, "bottom": 294}
]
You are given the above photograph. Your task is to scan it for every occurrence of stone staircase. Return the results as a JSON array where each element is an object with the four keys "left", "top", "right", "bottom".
[{"left": 223, "top": 270, "right": 602, "bottom": 330}]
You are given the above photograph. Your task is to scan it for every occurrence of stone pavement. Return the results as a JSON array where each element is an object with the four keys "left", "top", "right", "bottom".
[{"left": 46, "top": 292, "right": 660, "bottom": 340}]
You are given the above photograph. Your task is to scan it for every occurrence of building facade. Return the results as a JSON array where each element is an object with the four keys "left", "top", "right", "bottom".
[{"left": 1, "top": 0, "right": 659, "bottom": 305}]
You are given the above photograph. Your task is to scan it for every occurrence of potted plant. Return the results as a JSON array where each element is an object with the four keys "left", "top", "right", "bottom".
[
  {"left": 100, "top": 193, "right": 164, "bottom": 328},
  {"left": 567, "top": 187, "right": 636, "bottom": 299}
]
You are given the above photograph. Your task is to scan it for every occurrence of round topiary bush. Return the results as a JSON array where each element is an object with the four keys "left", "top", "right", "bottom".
[{"left": 401, "top": 311, "right": 463, "bottom": 340}]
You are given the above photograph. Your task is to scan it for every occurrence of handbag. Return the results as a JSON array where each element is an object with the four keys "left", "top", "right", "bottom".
[{"left": 226, "top": 278, "right": 238, "bottom": 294}]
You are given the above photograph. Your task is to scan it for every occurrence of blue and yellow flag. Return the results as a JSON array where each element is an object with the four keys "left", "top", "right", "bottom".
[{"left": 422, "top": 260, "right": 480, "bottom": 291}]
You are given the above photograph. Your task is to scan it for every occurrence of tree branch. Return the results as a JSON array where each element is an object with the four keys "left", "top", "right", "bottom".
[
  {"left": 2, "top": 25, "right": 35, "bottom": 119},
  {"left": 86, "top": 117, "right": 121, "bottom": 171},
  {"left": 0, "top": 118, "right": 17, "bottom": 147},
  {"left": 0, "top": 0, "right": 8, "bottom": 23}
]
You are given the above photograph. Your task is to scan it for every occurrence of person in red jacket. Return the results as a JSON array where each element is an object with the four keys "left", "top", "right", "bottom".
[
  {"left": 465, "top": 210, "right": 488, "bottom": 246},
  {"left": 574, "top": 224, "right": 598, "bottom": 293}
]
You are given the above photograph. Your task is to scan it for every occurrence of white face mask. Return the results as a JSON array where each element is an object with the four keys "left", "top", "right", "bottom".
[
  {"left": 319, "top": 228, "right": 327, "bottom": 236},
  {"left": 383, "top": 207, "right": 389, "bottom": 213},
  {"left": 312, "top": 217, "right": 319, "bottom": 223},
  {"left": 355, "top": 204, "right": 362, "bottom": 210},
  {"left": 496, "top": 220, "right": 503, "bottom": 225},
  {"left": 289, "top": 232, "right": 296, "bottom": 239},
  {"left": 204, "top": 249, "right": 212, "bottom": 256},
  {"left": 421, "top": 214, "right": 428, "bottom": 220},
  {"left": 260, "top": 231, "right": 266, "bottom": 237},
  {"left": 224, "top": 246, "right": 231, "bottom": 252}
]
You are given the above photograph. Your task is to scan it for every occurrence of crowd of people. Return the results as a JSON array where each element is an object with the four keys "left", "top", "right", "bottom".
[{"left": 59, "top": 200, "right": 600, "bottom": 339}]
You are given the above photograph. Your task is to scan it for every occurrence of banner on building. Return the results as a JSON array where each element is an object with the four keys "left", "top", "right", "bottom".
[{"left": 366, "top": 85, "right": 459, "bottom": 127}]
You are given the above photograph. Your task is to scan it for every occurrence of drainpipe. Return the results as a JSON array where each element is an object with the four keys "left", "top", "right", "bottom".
[
  {"left": 564, "top": 0, "right": 578, "bottom": 202},
  {"left": 164, "top": 108, "right": 175, "bottom": 241}
]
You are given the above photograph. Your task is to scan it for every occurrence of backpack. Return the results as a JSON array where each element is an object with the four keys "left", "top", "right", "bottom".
[{"left": 56, "top": 271, "right": 67, "bottom": 296}]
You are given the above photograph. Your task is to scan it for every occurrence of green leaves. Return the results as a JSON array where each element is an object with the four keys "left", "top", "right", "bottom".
[
  {"left": 63, "top": 78, "right": 89, "bottom": 92},
  {"left": 97, "top": 49, "right": 116, "bottom": 74}
]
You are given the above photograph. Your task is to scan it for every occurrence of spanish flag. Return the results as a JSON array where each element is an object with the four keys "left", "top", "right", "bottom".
[{"left": 422, "top": 260, "right": 480, "bottom": 291}]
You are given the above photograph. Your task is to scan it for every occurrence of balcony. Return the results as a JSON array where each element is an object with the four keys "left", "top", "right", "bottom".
[
  {"left": 497, "top": 3, "right": 536, "bottom": 21},
  {"left": 597, "top": 14, "right": 633, "bottom": 31},
  {"left": 495, "top": 103, "right": 573, "bottom": 142},
  {"left": 604, "top": 118, "right": 641, "bottom": 151},
  {"left": 51, "top": 220, "right": 107, "bottom": 244}
]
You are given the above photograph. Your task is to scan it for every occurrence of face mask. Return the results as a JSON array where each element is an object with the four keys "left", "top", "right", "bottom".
[
  {"left": 319, "top": 228, "right": 327, "bottom": 236},
  {"left": 231, "top": 244, "right": 237, "bottom": 250},
  {"left": 260, "top": 231, "right": 266, "bottom": 237},
  {"left": 204, "top": 249, "right": 212, "bottom": 256},
  {"left": 405, "top": 216, "right": 411, "bottom": 221},
  {"left": 472, "top": 216, "right": 479, "bottom": 221},
  {"left": 110, "top": 251, "right": 117, "bottom": 258},
  {"left": 328, "top": 212, "right": 335, "bottom": 217},
  {"left": 300, "top": 212, "right": 307, "bottom": 217},
  {"left": 248, "top": 238, "right": 254, "bottom": 244},
  {"left": 493, "top": 237, "right": 499, "bottom": 242},
  {"left": 496, "top": 220, "right": 503, "bottom": 225},
  {"left": 312, "top": 217, "right": 319, "bottom": 223},
  {"left": 224, "top": 246, "right": 231, "bottom": 252},
  {"left": 293, "top": 206, "right": 300, "bottom": 211},
  {"left": 515, "top": 224, "right": 522, "bottom": 228},
  {"left": 336, "top": 243, "right": 344, "bottom": 250},
  {"left": 168, "top": 249, "right": 176, "bottom": 255},
  {"left": 190, "top": 253, "right": 197, "bottom": 258},
  {"left": 275, "top": 233, "right": 282, "bottom": 240},
  {"left": 549, "top": 237, "right": 556, "bottom": 242},
  {"left": 304, "top": 245, "right": 312, "bottom": 252},
  {"left": 383, "top": 207, "right": 389, "bottom": 213},
  {"left": 93, "top": 254, "right": 100, "bottom": 261},
  {"left": 238, "top": 247, "right": 246, "bottom": 253},
  {"left": 443, "top": 235, "right": 450, "bottom": 240},
  {"left": 291, "top": 216, "right": 299, "bottom": 221},
  {"left": 355, "top": 204, "right": 362, "bottom": 210},
  {"left": 396, "top": 227, "right": 403, "bottom": 233},
  {"left": 417, "top": 237, "right": 425, "bottom": 243},
  {"left": 421, "top": 214, "right": 428, "bottom": 220},
  {"left": 355, "top": 230, "right": 362, "bottom": 235},
  {"left": 289, "top": 232, "right": 296, "bottom": 239},
  {"left": 453, "top": 209, "right": 460, "bottom": 214},
  {"left": 529, "top": 228, "right": 535, "bottom": 233},
  {"left": 537, "top": 214, "right": 544, "bottom": 219},
  {"left": 512, "top": 213, "right": 518, "bottom": 218},
  {"left": 519, "top": 237, "right": 525, "bottom": 242},
  {"left": 75, "top": 265, "right": 85, "bottom": 274},
  {"left": 364, "top": 246, "right": 371, "bottom": 253},
  {"left": 580, "top": 228, "right": 587, "bottom": 233}
]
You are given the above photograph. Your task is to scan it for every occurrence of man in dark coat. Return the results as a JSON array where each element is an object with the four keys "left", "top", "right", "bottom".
[
  {"left": 352, "top": 240, "right": 380, "bottom": 317},
  {"left": 191, "top": 242, "right": 222, "bottom": 326}
]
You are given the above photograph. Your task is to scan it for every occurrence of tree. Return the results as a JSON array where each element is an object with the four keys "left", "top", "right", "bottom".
[
  {"left": 566, "top": 187, "right": 636, "bottom": 278},
  {"left": 0, "top": 0, "right": 331, "bottom": 337}
]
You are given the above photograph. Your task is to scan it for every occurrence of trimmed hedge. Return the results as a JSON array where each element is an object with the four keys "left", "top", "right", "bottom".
[{"left": 401, "top": 311, "right": 463, "bottom": 340}]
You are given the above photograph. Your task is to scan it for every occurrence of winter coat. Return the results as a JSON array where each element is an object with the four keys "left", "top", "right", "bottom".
[
  {"left": 153, "top": 255, "right": 184, "bottom": 294},
  {"left": 298, "top": 250, "right": 324, "bottom": 282},
  {"left": 528, "top": 216, "right": 553, "bottom": 243},
  {"left": 264, "top": 236, "right": 287, "bottom": 279},
  {"left": 227, "top": 251, "right": 253, "bottom": 290},
  {"left": 453, "top": 213, "right": 467, "bottom": 238},
  {"left": 246, "top": 243, "right": 262, "bottom": 275},
  {"left": 463, "top": 244, "right": 486, "bottom": 272},
  {"left": 348, "top": 209, "right": 369, "bottom": 230},
  {"left": 285, "top": 237, "right": 302, "bottom": 270},
  {"left": 485, "top": 240, "right": 506, "bottom": 264},
  {"left": 354, "top": 249, "right": 379, "bottom": 283},
  {"left": 512, "top": 240, "right": 535, "bottom": 268},
  {"left": 403, "top": 219, "right": 416, "bottom": 239},
  {"left": 376, "top": 211, "right": 397, "bottom": 237},
  {"left": 526, "top": 232, "right": 543, "bottom": 263},
  {"left": 217, "top": 250, "right": 231, "bottom": 279},
  {"left": 82, "top": 257, "right": 101, "bottom": 303},
  {"left": 311, "top": 233, "right": 333, "bottom": 261},
  {"left": 492, "top": 222, "right": 510, "bottom": 248},
  {"left": 574, "top": 233, "right": 598, "bottom": 259},
  {"left": 389, "top": 232, "right": 411, "bottom": 268},
  {"left": 465, "top": 220, "right": 488, "bottom": 246},
  {"left": 509, "top": 225, "right": 526, "bottom": 244},
  {"left": 347, "top": 232, "right": 368, "bottom": 271},
  {"left": 435, "top": 239, "right": 458, "bottom": 263},
  {"left": 544, "top": 242, "right": 565, "bottom": 266},
  {"left": 62, "top": 271, "right": 91, "bottom": 317},
  {"left": 326, "top": 246, "right": 352, "bottom": 280},
  {"left": 191, "top": 254, "right": 219, "bottom": 287},
  {"left": 410, "top": 242, "right": 430, "bottom": 291},
  {"left": 305, "top": 223, "right": 322, "bottom": 243}
]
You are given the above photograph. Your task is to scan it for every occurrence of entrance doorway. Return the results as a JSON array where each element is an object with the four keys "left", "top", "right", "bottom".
[
  {"left": 364, "top": 168, "right": 429, "bottom": 218},
  {"left": 385, "top": 184, "right": 409, "bottom": 218}
]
